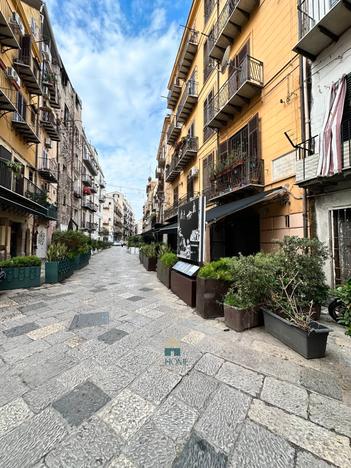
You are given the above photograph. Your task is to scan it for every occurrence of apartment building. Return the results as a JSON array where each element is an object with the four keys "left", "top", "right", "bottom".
[
  {"left": 158, "top": 0, "right": 305, "bottom": 261},
  {"left": 0, "top": 0, "right": 58, "bottom": 259},
  {"left": 142, "top": 177, "right": 158, "bottom": 232},
  {"left": 103, "top": 192, "right": 135, "bottom": 242},
  {"left": 294, "top": 0, "right": 351, "bottom": 285}
]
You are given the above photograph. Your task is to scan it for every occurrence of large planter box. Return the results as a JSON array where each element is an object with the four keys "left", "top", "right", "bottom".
[
  {"left": 78, "top": 252, "right": 90, "bottom": 269},
  {"left": 45, "top": 259, "right": 75, "bottom": 284},
  {"left": 0, "top": 266, "right": 41, "bottom": 290},
  {"left": 139, "top": 251, "right": 143, "bottom": 263},
  {"left": 142, "top": 255, "right": 157, "bottom": 272},
  {"left": 196, "top": 277, "right": 230, "bottom": 319},
  {"left": 171, "top": 269, "right": 196, "bottom": 307},
  {"left": 263, "top": 308, "right": 330, "bottom": 359},
  {"left": 224, "top": 304, "right": 263, "bottom": 332},
  {"left": 157, "top": 260, "right": 171, "bottom": 289}
]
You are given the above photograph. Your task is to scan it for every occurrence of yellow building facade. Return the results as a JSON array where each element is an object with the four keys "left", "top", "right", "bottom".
[
  {"left": 0, "top": 0, "right": 58, "bottom": 258},
  {"left": 161, "top": 0, "right": 306, "bottom": 260}
]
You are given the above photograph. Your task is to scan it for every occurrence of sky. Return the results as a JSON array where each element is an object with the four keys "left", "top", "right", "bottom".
[{"left": 45, "top": 0, "right": 192, "bottom": 220}]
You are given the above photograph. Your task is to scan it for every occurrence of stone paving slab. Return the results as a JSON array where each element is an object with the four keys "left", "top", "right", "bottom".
[{"left": 0, "top": 248, "right": 350, "bottom": 467}]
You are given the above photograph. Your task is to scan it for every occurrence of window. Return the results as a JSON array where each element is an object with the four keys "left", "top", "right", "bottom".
[
  {"left": 64, "top": 105, "right": 70, "bottom": 126},
  {"left": 202, "top": 153, "right": 214, "bottom": 192},
  {"left": 204, "top": 0, "right": 216, "bottom": 24},
  {"left": 173, "top": 186, "right": 179, "bottom": 206},
  {"left": 187, "top": 173, "right": 194, "bottom": 200},
  {"left": 16, "top": 92, "right": 26, "bottom": 119},
  {"left": 203, "top": 89, "right": 215, "bottom": 143},
  {"left": 203, "top": 35, "right": 215, "bottom": 83},
  {"left": 188, "top": 122, "right": 195, "bottom": 138}
]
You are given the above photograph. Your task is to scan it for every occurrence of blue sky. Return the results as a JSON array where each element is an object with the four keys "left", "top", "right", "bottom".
[{"left": 46, "top": 0, "right": 192, "bottom": 220}]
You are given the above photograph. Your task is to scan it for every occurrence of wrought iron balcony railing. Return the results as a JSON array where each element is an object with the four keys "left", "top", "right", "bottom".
[
  {"left": 176, "top": 136, "right": 198, "bottom": 170},
  {"left": 167, "top": 115, "right": 182, "bottom": 145},
  {"left": 0, "top": 69, "right": 17, "bottom": 112},
  {"left": 13, "top": 50, "right": 42, "bottom": 95},
  {"left": 205, "top": 56, "right": 263, "bottom": 129},
  {"left": 37, "top": 156, "right": 58, "bottom": 183},
  {"left": 165, "top": 155, "right": 181, "bottom": 183},
  {"left": 0, "top": 0, "right": 21, "bottom": 49},
  {"left": 12, "top": 108, "right": 40, "bottom": 144},
  {"left": 176, "top": 79, "right": 198, "bottom": 124},
  {"left": 41, "top": 110, "right": 60, "bottom": 141},
  {"left": 178, "top": 30, "right": 199, "bottom": 80},
  {"left": 294, "top": 0, "right": 351, "bottom": 59}
]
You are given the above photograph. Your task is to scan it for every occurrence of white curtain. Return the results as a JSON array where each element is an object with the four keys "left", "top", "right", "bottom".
[{"left": 318, "top": 75, "right": 347, "bottom": 177}]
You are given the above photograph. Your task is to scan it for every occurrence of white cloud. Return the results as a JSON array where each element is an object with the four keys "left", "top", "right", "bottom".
[{"left": 46, "top": 0, "right": 183, "bottom": 219}]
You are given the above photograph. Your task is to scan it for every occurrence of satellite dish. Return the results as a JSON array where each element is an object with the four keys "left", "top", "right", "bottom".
[{"left": 221, "top": 45, "right": 231, "bottom": 73}]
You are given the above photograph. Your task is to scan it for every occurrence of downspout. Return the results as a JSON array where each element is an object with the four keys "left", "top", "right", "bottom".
[{"left": 300, "top": 55, "right": 310, "bottom": 238}]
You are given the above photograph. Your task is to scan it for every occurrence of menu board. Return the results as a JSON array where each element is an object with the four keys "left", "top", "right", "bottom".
[{"left": 172, "top": 261, "right": 200, "bottom": 277}]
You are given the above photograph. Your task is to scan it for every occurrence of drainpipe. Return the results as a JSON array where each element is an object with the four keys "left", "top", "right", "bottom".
[{"left": 300, "top": 55, "right": 310, "bottom": 238}]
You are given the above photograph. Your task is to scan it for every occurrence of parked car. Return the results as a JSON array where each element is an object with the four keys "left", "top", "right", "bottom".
[{"left": 113, "top": 241, "right": 124, "bottom": 246}]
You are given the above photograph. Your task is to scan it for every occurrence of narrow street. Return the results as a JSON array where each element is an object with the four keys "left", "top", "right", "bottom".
[{"left": 0, "top": 248, "right": 350, "bottom": 468}]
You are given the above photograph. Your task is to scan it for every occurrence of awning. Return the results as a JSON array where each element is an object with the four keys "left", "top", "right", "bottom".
[
  {"left": 158, "top": 222, "right": 177, "bottom": 234},
  {"left": 206, "top": 188, "right": 287, "bottom": 224}
]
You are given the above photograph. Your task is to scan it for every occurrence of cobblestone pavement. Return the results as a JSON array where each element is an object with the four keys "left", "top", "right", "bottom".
[{"left": 0, "top": 248, "right": 351, "bottom": 468}]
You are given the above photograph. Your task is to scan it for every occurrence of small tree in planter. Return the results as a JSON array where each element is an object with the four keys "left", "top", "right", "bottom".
[
  {"left": 196, "top": 258, "right": 237, "bottom": 319},
  {"left": 157, "top": 252, "right": 178, "bottom": 289},
  {"left": 224, "top": 253, "right": 274, "bottom": 331},
  {"left": 0, "top": 256, "right": 41, "bottom": 290},
  {"left": 263, "top": 236, "right": 330, "bottom": 359}
]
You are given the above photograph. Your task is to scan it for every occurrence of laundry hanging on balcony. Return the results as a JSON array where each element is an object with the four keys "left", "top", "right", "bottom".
[{"left": 318, "top": 75, "right": 347, "bottom": 177}]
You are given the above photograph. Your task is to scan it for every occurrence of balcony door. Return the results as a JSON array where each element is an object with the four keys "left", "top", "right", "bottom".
[
  {"left": 332, "top": 207, "right": 351, "bottom": 285},
  {"left": 229, "top": 42, "right": 250, "bottom": 94},
  {"left": 0, "top": 145, "right": 12, "bottom": 190},
  {"left": 14, "top": 159, "right": 24, "bottom": 195}
]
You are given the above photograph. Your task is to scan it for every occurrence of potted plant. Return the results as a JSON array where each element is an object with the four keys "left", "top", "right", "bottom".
[
  {"left": 223, "top": 253, "right": 272, "bottom": 331},
  {"left": 140, "top": 243, "right": 159, "bottom": 271},
  {"left": 263, "top": 237, "right": 330, "bottom": 359},
  {"left": 45, "top": 243, "right": 74, "bottom": 283},
  {"left": 0, "top": 256, "right": 41, "bottom": 290},
  {"left": 332, "top": 279, "right": 351, "bottom": 337},
  {"left": 6, "top": 160, "right": 23, "bottom": 176},
  {"left": 196, "top": 258, "right": 236, "bottom": 319},
  {"left": 157, "top": 252, "right": 178, "bottom": 289}
]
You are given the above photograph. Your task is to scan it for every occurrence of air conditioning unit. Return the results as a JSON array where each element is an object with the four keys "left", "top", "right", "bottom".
[
  {"left": 45, "top": 138, "right": 52, "bottom": 148},
  {"left": 10, "top": 13, "right": 25, "bottom": 35},
  {"left": 189, "top": 167, "right": 199, "bottom": 178},
  {"left": 6, "top": 67, "right": 21, "bottom": 87}
]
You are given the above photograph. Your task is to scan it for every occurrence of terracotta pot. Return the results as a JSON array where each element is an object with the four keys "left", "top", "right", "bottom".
[
  {"left": 224, "top": 304, "right": 263, "bottom": 332},
  {"left": 196, "top": 277, "right": 231, "bottom": 319}
]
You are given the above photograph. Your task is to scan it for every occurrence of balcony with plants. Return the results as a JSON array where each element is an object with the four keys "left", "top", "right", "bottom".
[
  {"left": 176, "top": 136, "right": 198, "bottom": 170},
  {"left": 205, "top": 56, "right": 263, "bottom": 129},
  {"left": 294, "top": 0, "right": 351, "bottom": 60},
  {"left": 208, "top": 0, "right": 258, "bottom": 61},
  {"left": 177, "top": 30, "right": 199, "bottom": 80},
  {"left": 0, "top": 158, "right": 57, "bottom": 219}
]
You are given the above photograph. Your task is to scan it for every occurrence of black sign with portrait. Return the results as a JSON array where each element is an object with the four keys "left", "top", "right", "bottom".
[{"left": 177, "top": 197, "right": 205, "bottom": 264}]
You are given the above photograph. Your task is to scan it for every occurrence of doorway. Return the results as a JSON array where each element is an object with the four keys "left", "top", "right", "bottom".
[
  {"left": 332, "top": 207, "right": 351, "bottom": 284},
  {"left": 10, "top": 223, "right": 21, "bottom": 257}
]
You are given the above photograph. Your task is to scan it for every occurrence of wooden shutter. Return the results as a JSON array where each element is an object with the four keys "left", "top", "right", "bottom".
[{"left": 248, "top": 114, "right": 259, "bottom": 161}]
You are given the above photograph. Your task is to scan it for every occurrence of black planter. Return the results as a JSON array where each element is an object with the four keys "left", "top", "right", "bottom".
[
  {"left": 196, "top": 277, "right": 230, "bottom": 319},
  {"left": 224, "top": 304, "right": 263, "bottom": 332},
  {"left": 157, "top": 260, "right": 171, "bottom": 288},
  {"left": 143, "top": 255, "right": 157, "bottom": 272},
  {"left": 263, "top": 308, "right": 330, "bottom": 359}
]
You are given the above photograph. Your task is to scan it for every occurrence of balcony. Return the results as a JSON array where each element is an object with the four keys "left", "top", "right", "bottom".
[
  {"left": 82, "top": 199, "right": 98, "bottom": 212},
  {"left": 294, "top": 0, "right": 351, "bottom": 60},
  {"left": 208, "top": 0, "right": 258, "bottom": 61},
  {"left": 40, "top": 110, "right": 60, "bottom": 141},
  {"left": 0, "top": 0, "right": 20, "bottom": 49},
  {"left": 0, "top": 69, "right": 17, "bottom": 112},
  {"left": 82, "top": 173, "right": 92, "bottom": 186},
  {"left": 165, "top": 156, "right": 181, "bottom": 183},
  {"left": 99, "top": 177, "right": 106, "bottom": 188},
  {"left": 83, "top": 150, "right": 98, "bottom": 176},
  {"left": 164, "top": 193, "right": 199, "bottom": 221},
  {"left": 206, "top": 56, "right": 263, "bottom": 129},
  {"left": 13, "top": 52, "right": 42, "bottom": 95},
  {"left": 12, "top": 109, "right": 40, "bottom": 144},
  {"left": 176, "top": 136, "right": 198, "bottom": 170},
  {"left": 178, "top": 30, "right": 199, "bottom": 80},
  {"left": 0, "top": 158, "right": 56, "bottom": 219},
  {"left": 176, "top": 79, "right": 198, "bottom": 124},
  {"left": 296, "top": 129, "right": 351, "bottom": 186},
  {"left": 99, "top": 194, "right": 106, "bottom": 203},
  {"left": 167, "top": 80, "right": 182, "bottom": 110},
  {"left": 90, "top": 182, "right": 99, "bottom": 194},
  {"left": 37, "top": 156, "right": 58, "bottom": 183},
  {"left": 167, "top": 116, "right": 182, "bottom": 145},
  {"left": 208, "top": 159, "right": 264, "bottom": 202},
  {"left": 49, "top": 85, "right": 60, "bottom": 109},
  {"left": 81, "top": 221, "right": 98, "bottom": 232}
]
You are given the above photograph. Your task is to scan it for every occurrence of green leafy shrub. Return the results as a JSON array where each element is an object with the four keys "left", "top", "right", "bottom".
[
  {"left": 160, "top": 252, "right": 178, "bottom": 268},
  {"left": 157, "top": 244, "right": 171, "bottom": 258},
  {"left": 334, "top": 279, "right": 351, "bottom": 337},
  {"left": 199, "top": 258, "right": 237, "bottom": 282},
  {"left": 268, "top": 236, "right": 329, "bottom": 330},
  {"left": 0, "top": 256, "right": 41, "bottom": 268},
  {"left": 52, "top": 230, "right": 90, "bottom": 255},
  {"left": 140, "top": 243, "right": 167, "bottom": 258},
  {"left": 46, "top": 243, "right": 68, "bottom": 262},
  {"left": 224, "top": 253, "right": 276, "bottom": 309},
  {"left": 128, "top": 235, "right": 143, "bottom": 248}
]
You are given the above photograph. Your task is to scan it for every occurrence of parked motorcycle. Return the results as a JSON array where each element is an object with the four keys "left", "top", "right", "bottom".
[{"left": 328, "top": 278, "right": 351, "bottom": 322}]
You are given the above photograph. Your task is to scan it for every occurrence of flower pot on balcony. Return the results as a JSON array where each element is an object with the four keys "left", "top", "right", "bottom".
[
  {"left": 45, "top": 258, "right": 75, "bottom": 284},
  {"left": 157, "top": 259, "right": 171, "bottom": 289},
  {"left": 0, "top": 266, "right": 41, "bottom": 290},
  {"left": 224, "top": 304, "right": 263, "bottom": 332},
  {"left": 143, "top": 256, "right": 157, "bottom": 272},
  {"left": 196, "top": 278, "right": 231, "bottom": 319},
  {"left": 262, "top": 308, "right": 330, "bottom": 359}
]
